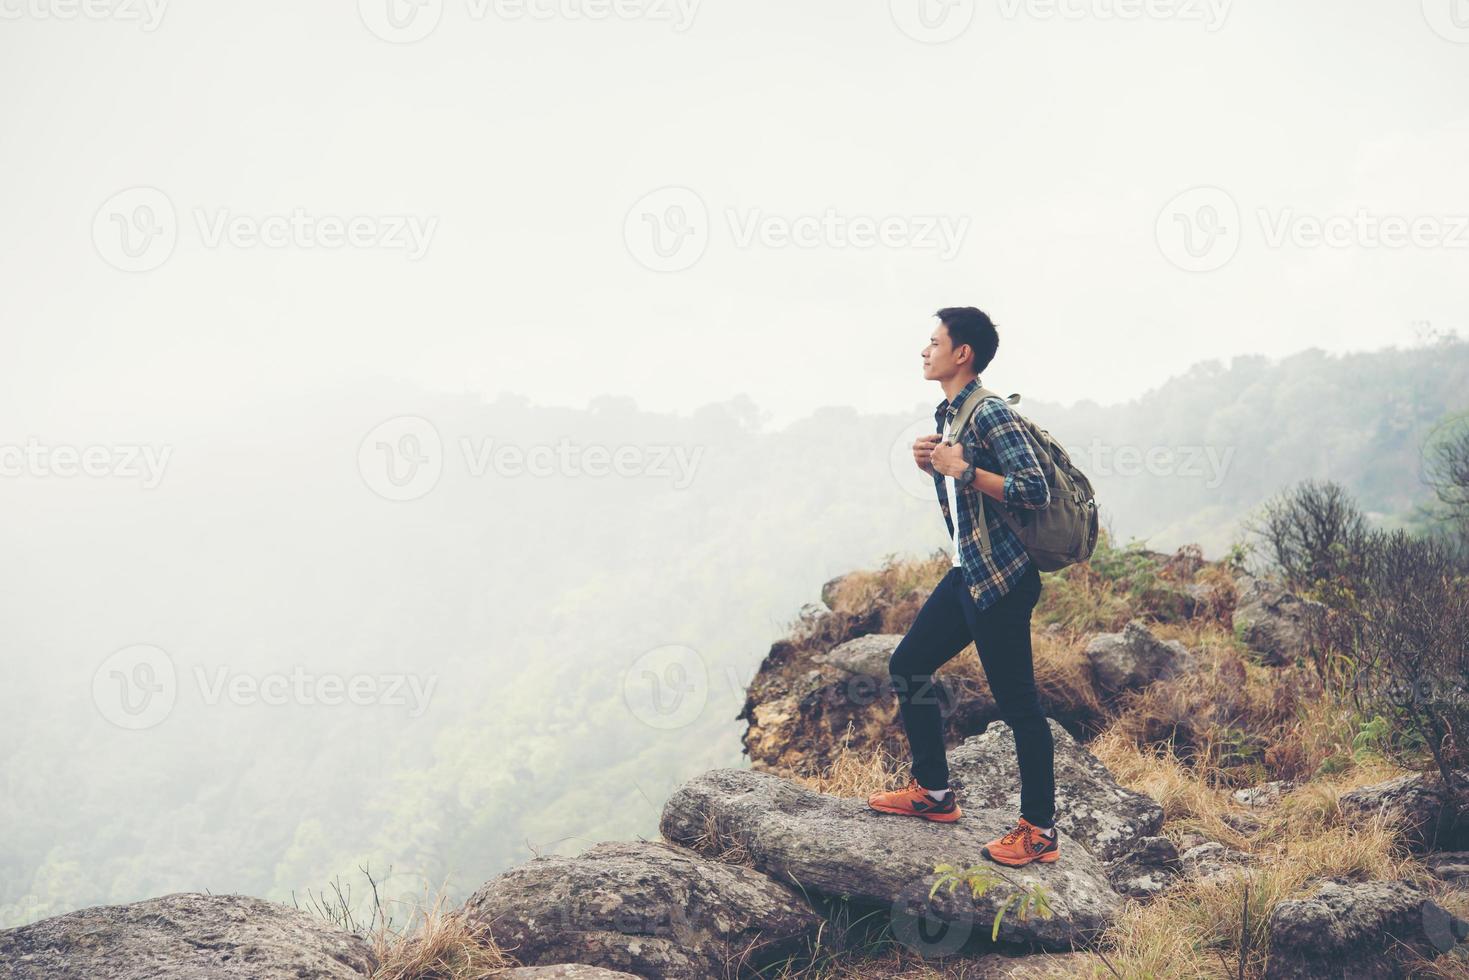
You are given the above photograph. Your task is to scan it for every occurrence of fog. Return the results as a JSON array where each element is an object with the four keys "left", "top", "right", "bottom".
[{"left": 3, "top": 0, "right": 1467, "bottom": 925}]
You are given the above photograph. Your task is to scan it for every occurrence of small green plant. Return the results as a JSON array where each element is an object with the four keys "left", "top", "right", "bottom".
[{"left": 928, "top": 863, "right": 1053, "bottom": 942}]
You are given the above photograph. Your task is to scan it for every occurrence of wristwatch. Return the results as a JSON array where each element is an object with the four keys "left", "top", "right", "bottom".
[{"left": 959, "top": 462, "right": 977, "bottom": 489}]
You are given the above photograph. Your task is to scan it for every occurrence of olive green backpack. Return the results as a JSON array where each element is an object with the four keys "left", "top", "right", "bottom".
[{"left": 944, "top": 386, "right": 1100, "bottom": 572}]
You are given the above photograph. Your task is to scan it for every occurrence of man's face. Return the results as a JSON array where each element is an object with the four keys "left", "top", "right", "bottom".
[{"left": 921, "top": 322, "right": 968, "bottom": 381}]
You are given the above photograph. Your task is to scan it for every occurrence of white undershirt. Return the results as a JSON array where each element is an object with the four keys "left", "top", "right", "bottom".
[{"left": 943, "top": 418, "right": 961, "bottom": 567}]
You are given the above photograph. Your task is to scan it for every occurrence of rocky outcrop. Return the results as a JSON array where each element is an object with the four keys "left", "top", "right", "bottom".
[
  {"left": 1264, "top": 878, "right": 1469, "bottom": 979},
  {"left": 659, "top": 767, "right": 1123, "bottom": 951},
  {"left": 1232, "top": 573, "right": 1326, "bottom": 667},
  {"left": 463, "top": 840, "right": 820, "bottom": 980},
  {"left": 0, "top": 893, "right": 375, "bottom": 980},
  {"left": 1338, "top": 770, "right": 1469, "bottom": 853},
  {"left": 946, "top": 718, "right": 1164, "bottom": 864},
  {"left": 737, "top": 633, "right": 998, "bottom": 775},
  {"left": 1084, "top": 620, "right": 1196, "bottom": 699}
]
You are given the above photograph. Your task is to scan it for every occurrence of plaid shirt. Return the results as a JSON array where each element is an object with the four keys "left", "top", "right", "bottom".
[{"left": 933, "top": 377, "right": 1051, "bottom": 612}]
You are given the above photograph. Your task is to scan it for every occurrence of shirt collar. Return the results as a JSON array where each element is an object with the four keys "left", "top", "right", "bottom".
[{"left": 934, "top": 376, "right": 981, "bottom": 425}]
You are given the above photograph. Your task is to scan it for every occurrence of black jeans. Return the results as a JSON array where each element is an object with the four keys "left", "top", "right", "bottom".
[{"left": 887, "top": 562, "right": 1054, "bottom": 827}]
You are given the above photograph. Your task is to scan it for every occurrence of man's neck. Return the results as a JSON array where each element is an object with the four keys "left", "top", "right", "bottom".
[{"left": 941, "top": 373, "right": 979, "bottom": 405}]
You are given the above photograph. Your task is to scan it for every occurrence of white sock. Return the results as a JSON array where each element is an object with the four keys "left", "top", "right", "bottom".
[{"left": 926, "top": 787, "right": 950, "bottom": 800}]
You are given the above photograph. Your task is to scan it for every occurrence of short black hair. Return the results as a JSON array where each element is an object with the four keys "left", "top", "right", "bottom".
[{"left": 934, "top": 307, "right": 999, "bottom": 374}]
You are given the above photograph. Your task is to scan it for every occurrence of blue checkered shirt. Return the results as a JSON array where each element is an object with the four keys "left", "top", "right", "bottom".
[{"left": 933, "top": 377, "right": 1051, "bottom": 612}]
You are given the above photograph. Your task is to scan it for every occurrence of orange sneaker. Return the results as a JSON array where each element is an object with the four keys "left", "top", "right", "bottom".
[
  {"left": 980, "top": 817, "right": 1059, "bottom": 866},
  {"left": 867, "top": 777, "right": 962, "bottom": 822}
]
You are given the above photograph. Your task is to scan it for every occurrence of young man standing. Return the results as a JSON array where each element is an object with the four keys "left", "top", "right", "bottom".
[{"left": 866, "top": 307, "right": 1060, "bottom": 867}]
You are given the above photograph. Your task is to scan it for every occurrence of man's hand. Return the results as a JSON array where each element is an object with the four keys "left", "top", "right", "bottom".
[
  {"left": 930, "top": 439, "right": 969, "bottom": 478},
  {"left": 912, "top": 433, "right": 941, "bottom": 474}
]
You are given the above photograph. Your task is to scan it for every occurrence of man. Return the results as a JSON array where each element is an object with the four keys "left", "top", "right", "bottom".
[{"left": 866, "top": 306, "right": 1060, "bottom": 867}]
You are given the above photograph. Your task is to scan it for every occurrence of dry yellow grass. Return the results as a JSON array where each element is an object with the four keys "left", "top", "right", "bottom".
[{"left": 369, "top": 890, "right": 513, "bottom": 980}]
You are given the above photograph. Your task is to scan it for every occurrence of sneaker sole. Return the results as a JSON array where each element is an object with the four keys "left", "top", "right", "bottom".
[
  {"left": 980, "top": 845, "right": 1059, "bottom": 865},
  {"left": 867, "top": 800, "right": 962, "bottom": 822}
]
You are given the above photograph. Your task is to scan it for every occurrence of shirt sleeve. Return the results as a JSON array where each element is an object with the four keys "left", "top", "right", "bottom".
[{"left": 974, "top": 398, "right": 1051, "bottom": 510}]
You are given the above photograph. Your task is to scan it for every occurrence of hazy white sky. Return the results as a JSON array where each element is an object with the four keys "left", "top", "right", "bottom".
[{"left": 3, "top": 0, "right": 1466, "bottom": 430}]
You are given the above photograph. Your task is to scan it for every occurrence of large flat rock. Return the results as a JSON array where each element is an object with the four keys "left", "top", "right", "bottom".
[
  {"left": 0, "top": 893, "right": 375, "bottom": 980},
  {"left": 463, "top": 839, "right": 820, "bottom": 979},
  {"left": 659, "top": 768, "right": 1122, "bottom": 952}
]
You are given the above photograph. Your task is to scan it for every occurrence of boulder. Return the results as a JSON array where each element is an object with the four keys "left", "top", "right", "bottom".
[
  {"left": 1178, "top": 842, "right": 1256, "bottom": 884},
  {"left": 1265, "top": 878, "right": 1469, "bottom": 979},
  {"left": 0, "top": 893, "right": 375, "bottom": 980},
  {"left": 1231, "top": 573, "right": 1326, "bottom": 667},
  {"left": 1084, "top": 620, "right": 1196, "bottom": 697},
  {"left": 738, "top": 633, "right": 998, "bottom": 774},
  {"left": 1102, "top": 836, "right": 1182, "bottom": 900},
  {"left": 463, "top": 840, "right": 820, "bottom": 980},
  {"left": 1428, "top": 852, "right": 1469, "bottom": 886},
  {"left": 946, "top": 718, "right": 1165, "bottom": 863},
  {"left": 1338, "top": 770, "right": 1469, "bottom": 853},
  {"left": 660, "top": 768, "right": 1122, "bottom": 951},
  {"left": 1233, "top": 780, "right": 1296, "bottom": 809}
]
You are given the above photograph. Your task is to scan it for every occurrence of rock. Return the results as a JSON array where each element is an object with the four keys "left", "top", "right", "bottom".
[
  {"left": 660, "top": 768, "right": 1123, "bottom": 951},
  {"left": 463, "top": 840, "right": 819, "bottom": 980},
  {"left": 1219, "top": 809, "right": 1264, "bottom": 836},
  {"left": 1084, "top": 620, "right": 1196, "bottom": 697},
  {"left": 1233, "top": 780, "right": 1296, "bottom": 808},
  {"left": 814, "top": 633, "right": 901, "bottom": 678},
  {"left": 1427, "top": 852, "right": 1469, "bottom": 884},
  {"left": 946, "top": 718, "right": 1165, "bottom": 863},
  {"left": 1179, "top": 842, "right": 1256, "bottom": 883},
  {"left": 1103, "top": 836, "right": 1182, "bottom": 900},
  {"left": 1338, "top": 770, "right": 1469, "bottom": 853},
  {"left": 1264, "top": 878, "right": 1469, "bottom": 979},
  {"left": 0, "top": 893, "right": 375, "bottom": 980},
  {"left": 1231, "top": 573, "right": 1326, "bottom": 667},
  {"left": 820, "top": 572, "right": 852, "bottom": 610},
  {"left": 492, "top": 968, "right": 643, "bottom": 979},
  {"left": 738, "top": 633, "right": 998, "bottom": 775}
]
